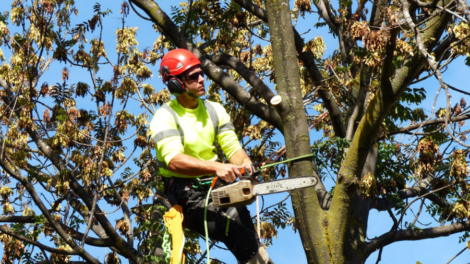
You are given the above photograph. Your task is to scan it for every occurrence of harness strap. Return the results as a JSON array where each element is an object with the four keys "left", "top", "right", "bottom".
[{"left": 226, "top": 207, "right": 239, "bottom": 220}]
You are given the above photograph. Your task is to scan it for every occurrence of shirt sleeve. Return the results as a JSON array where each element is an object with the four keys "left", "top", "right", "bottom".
[
  {"left": 150, "top": 106, "right": 184, "bottom": 166},
  {"left": 213, "top": 103, "right": 242, "bottom": 160}
]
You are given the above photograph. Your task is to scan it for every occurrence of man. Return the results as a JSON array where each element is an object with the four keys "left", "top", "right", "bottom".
[{"left": 150, "top": 49, "right": 272, "bottom": 264}]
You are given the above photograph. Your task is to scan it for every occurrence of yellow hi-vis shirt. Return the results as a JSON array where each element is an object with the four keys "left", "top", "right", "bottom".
[{"left": 150, "top": 98, "right": 241, "bottom": 178}]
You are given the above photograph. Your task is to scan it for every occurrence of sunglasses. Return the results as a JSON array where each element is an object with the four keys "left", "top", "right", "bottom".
[{"left": 185, "top": 71, "right": 205, "bottom": 81}]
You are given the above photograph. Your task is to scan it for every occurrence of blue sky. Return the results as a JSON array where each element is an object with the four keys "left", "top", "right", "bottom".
[{"left": 1, "top": 0, "right": 470, "bottom": 263}]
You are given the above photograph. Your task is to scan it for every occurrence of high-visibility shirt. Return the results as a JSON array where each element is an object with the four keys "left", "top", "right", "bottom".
[{"left": 150, "top": 98, "right": 241, "bottom": 178}]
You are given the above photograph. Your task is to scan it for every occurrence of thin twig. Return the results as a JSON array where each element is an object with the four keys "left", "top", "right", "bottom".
[
  {"left": 80, "top": 191, "right": 98, "bottom": 248},
  {"left": 328, "top": 65, "right": 350, "bottom": 92},
  {"left": 258, "top": 194, "right": 291, "bottom": 216},
  {"left": 182, "top": 0, "right": 193, "bottom": 33},
  {"left": 129, "top": 0, "right": 152, "bottom": 21},
  {"left": 436, "top": 5, "right": 468, "bottom": 22},
  {"left": 445, "top": 246, "right": 467, "bottom": 264},
  {"left": 195, "top": 241, "right": 216, "bottom": 264}
]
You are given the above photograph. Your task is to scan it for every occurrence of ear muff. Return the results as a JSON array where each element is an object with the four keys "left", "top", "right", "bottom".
[
  {"left": 163, "top": 65, "right": 186, "bottom": 96},
  {"left": 167, "top": 77, "right": 186, "bottom": 96}
]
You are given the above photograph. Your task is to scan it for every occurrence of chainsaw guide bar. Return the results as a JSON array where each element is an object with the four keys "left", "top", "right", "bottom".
[{"left": 211, "top": 176, "right": 318, "bottom": 208}]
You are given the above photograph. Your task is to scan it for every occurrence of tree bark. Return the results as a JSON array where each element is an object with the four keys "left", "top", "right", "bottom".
[{"left": 264, "top": 0, "right": 328, "bottom": 263}]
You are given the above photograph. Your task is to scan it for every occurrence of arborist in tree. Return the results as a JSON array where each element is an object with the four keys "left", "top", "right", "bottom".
[{"left": 150, "top": 48, "right": 273, "bottom": 264}]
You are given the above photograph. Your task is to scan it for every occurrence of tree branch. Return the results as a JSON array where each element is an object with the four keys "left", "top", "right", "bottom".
[
  {"left": 0, "top": 226, "right": 78, "bottom": 255},
  {"left": 312, "top": 0, "right": 338, "bottom": 33},
  {"left": 0, "top": 215, "right": 113, "bottom": 247},
  {"left": 60, "top": 223, "right": 114, "bottom": 247},
  {"left": 0, "top": 215, "right": 35, "bottom": 223},
  {"left": 233, "top": 0, "right": 346, "bottom": 138},
  {"left": 371, "top": 174, "right": 453, "bottom": 212},
  {"left": 36, "top": 261, "right": 88, "bottom": 264},
  {"left": 128, "top": 0, "right": 283, "bottom": 132},
  {"left": 210, "top": 53, "right": 276, "bottom": 103},
  {"left": 409, "top": 0, "right": 442, "bottom": 7},
  {"left": 364, "top": 219, "right": 470, "bottom": 258},
  {"left": 66, "top": 194, "right": 124, "bottom": 254},
  {"left": 384, "top": 114, "right": 470, "bottom": 137}
]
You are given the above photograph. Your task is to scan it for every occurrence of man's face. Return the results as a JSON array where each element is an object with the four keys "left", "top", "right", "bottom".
[{"left": 183, "top": 66, "right": 205, "bottom": 97}]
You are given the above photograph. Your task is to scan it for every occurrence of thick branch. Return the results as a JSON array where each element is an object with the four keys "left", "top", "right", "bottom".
[
  {"left": 129, "top": 0, "right": 283, "bottom": 132},
  {"left": 34, "top": 260, "right": 88, "bottom": 264},
  {"left": 210, "top": 54, "right": 276, "bottom": 102},
  {"left": 233, "top": 0, "right": 346, "bottom": 138},
  {"left": 312, "top": 0, "right": 338, "bottom": 33},
  {"left": 0, "top": 215, "right": 35, "bottom": 223},
  {"left": 364, "top": 219, "right": 470, "bottom": 258},
  {"left": 326, "top": 28, "right": 399, "bottom": 263},
  {"left": 398, "top": 186, "right": 453, "bottom": 209},
  {"left": 61, "top": 223, "right": 114, "bottom": 247},
  {"left": 66, "top": 195, "right": 124, "bottom": 254},
  {"left": 409, "top": 0, "right": 442, "bottom": 7}
]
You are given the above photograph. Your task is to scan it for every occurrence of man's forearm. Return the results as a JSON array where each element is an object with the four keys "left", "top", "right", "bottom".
[
  {"left": 167, "top": 152, "right": 248, "bottom": 181},
  {"left": 168, "top": 153, "right": 219, "bottom": 176},
  {"left": 229, "top": 149, "right": 252, "bottom": 167}
]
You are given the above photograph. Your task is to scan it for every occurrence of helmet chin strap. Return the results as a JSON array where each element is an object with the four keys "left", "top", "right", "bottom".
[
  {"left": 185, "top": 89, "right": 200, "bottom": 99},
  {"left": 182, "top": 79, "right": 202, "bottom": 99}
]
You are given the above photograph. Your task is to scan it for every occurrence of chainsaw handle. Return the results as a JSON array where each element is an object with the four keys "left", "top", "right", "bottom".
[
  {"left": 210, "top": 176, "right": 230, "bottom": 189},
  {"left": 239, "top": 163, "right": 261, "bottom": 181},
  {"left": 211, "top": 163, "right": 261, "bottom": 189},
  {"left": 211, "top": 177, "right": 219, "bottom": 188}
]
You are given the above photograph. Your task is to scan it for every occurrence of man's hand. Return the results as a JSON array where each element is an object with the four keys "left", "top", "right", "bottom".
[
  {"left": 230, "top": 149, "right": 253, "bottom": 174},
  {"left": 240, "top": 158, "right": 253, "bottom": 174},
  {"left": 214, "top": 163, "right": 245, "bottom": 182}
]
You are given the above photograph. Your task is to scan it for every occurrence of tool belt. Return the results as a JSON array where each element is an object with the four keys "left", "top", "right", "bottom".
[{"left": 162, "top": 176, "right": 211, "bottom": 206}]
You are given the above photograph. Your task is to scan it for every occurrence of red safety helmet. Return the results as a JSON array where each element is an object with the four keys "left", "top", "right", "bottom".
[{"left": 160, "top": 49, "right": 201, "bottom": 83}]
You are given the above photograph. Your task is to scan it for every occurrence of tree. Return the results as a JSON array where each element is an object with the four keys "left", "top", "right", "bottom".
[{"left": 0, "top": 0, "right": 470, "bottom": 263}]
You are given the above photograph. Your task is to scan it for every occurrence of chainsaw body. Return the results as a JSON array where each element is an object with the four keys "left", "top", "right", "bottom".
[{"left": 211, "top": 180, "right": 256, "bottom": 208}]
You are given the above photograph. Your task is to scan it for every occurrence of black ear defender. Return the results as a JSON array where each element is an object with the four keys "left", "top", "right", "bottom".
[
  {"left": 162, "top": 66, "right": 185, "bottom": 96},
  {"left": 167, "top": 78, "right": 185, "bottom": 96}
]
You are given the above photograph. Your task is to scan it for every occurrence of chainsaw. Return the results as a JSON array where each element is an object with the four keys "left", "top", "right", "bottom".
[{"left": 208, "top": 163, "right": 318, "bottom": 208}]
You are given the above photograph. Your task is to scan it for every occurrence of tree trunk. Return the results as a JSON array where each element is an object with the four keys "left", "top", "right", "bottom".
[{"left": 264, "top": 0, "right": 329, "bottom": 263}]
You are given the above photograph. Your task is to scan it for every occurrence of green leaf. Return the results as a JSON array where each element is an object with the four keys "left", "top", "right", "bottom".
[
  {"left": 33, "top": 215, "right": 46, "bottom": 225},
  {"left": 55, "top": 109, "right": 68, "bottom": 122},
  {"left": 0, "top": 11, "right": 9, "bottom": 25},
  {"left": 314, "top": 22, "right": 327, "bottom": 29}
]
